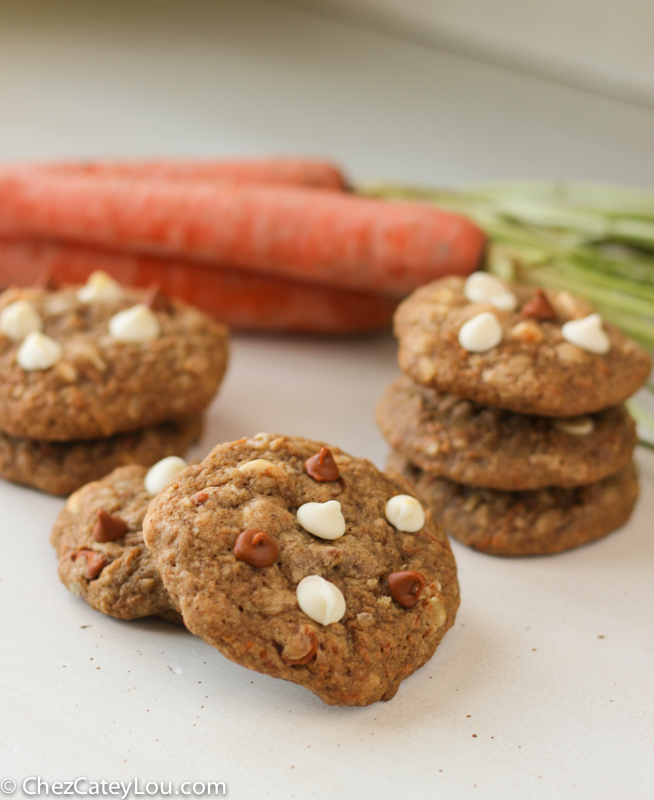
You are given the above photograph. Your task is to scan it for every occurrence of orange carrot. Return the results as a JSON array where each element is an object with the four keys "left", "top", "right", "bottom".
[
  {"left": 0, "top": 238, "right": 397, "bottom": 334},
  {"left": 0, "top": 172, "right": 485, "bottom": 296},
  {"left": 4, "top": 158, "right": 347, "bottom": 190}
]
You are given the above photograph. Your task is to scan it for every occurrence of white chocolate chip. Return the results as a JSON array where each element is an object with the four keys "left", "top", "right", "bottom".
[
  {"left": 429, "top": 597, "right": 447, "bottom": 628},
  {"left": 561, "top": 314, "right": 610, "bottom": 355},
  {"left": 65, "top": 492, "right": 82, "bottom": 514},
  {"left": 464, "top": 272, "right": 518, "bottom": 311},
  {"left": 67, "top": 581, "right": 83, "bottom": 596},
  {"left": 109, "top": 304, "right": 160, "bottom": 343},
  {"left": 0, "top": 300, "right": 43, "bottom": 341},
  {"left": 77, "top": 271, "right": 124, "bottom": 302},
  {"left": 16, "top": 331, "right": 63, "bottom": 371},
  {"left": 553, "top": 416, "right": 596, "bottom": 436},
  {"left": 458, "top": 311, "right": 503, "bottom": 353},
  {"left": 297, "top": 500, "right": 346, "bottom": 540},
  {"left": 144, "top": 456, "right": 187, "bottom": 495},
  {"left": 385, "top": 494, "right": 425, "bottom": 532},
  {"left": 296, "top": 575, "right": 346, "bottom": 626}
]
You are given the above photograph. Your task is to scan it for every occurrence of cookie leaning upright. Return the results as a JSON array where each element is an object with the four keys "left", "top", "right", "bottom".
[
  {"left": 143, "top": 433, "right": 460, "bottom": 706},
  {"left": 51, "top": 461, "right": 188, "bottom": 623},
  {"left": 394, "top": 275, "right": 651, "bottom": 416},
  {"left": 0, "top": 273, "right": 229, "bottom": 440}
]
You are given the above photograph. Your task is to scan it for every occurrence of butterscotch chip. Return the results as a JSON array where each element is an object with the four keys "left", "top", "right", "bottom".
[
  {"left": 93, "top": 509, "right": 128, "bottom": 543},
  {"left": 304, "top": 447, "right": 340, "bottom": 482},
  {"left": 51, "top": 465, "right": 182, "bottom": 622},
  {"left": 388, "top": 451, "right": 639, "bottom": 557},
  {"left": 143, "top": 434, "right": 460, "bottom": 706},
  {"left": 143, "top": 283, "right": 173, "bottom": 313},
  {"left": 0, "top": 416, "right": 202, "bottom": 496},
  {"left": 233, "top": 529, "right": 279, "bottom": 568},
  {"left": 394, "top": 277, "right": 651, "bottom": 416},
  {"left": 0, "top": 285, "right": 229, "bottom": 440},
  {"left": 376, "top": 375, "right": 636, "bottom": 490},
  {"left": 387, "top": 571, "right": 425, "bottom": 608},
  {"left": 521, "top": 289, "right": 556, "bottom": 320}
]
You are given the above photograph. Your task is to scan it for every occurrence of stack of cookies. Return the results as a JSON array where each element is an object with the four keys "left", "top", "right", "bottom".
[
  {"left": 0, "top": 271, "right": 229, "bottom": 495},
  {"left": 377, "top": 274, "right": 652, "bottom": 556},
  {"left": 51, "top": 433, "right": 460, "bottom": 706}
]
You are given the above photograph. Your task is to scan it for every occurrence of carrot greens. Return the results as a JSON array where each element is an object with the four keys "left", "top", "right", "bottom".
[{"left": 364, "top": 182, "right": 654, "bottom": 352}]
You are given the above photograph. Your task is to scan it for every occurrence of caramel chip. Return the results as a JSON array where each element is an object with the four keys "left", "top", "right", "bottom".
[
  {"left": 92, "top": 509, "right": 128, "bottom": 543},
  {"left": 75, "top": 549, "right": 108, "bottom": 580},
  {"left": 387, "top": 571, "right": 426, "bottom": 608},
  {"left": 234, "top": 529, "right": 279, "bottom": 568},
  {"left": 143, "top": 282, "right": 173, "bottom": 313},
  {"left": 521, "top": 289, "right": 556, "bottom": 320},
  {"left": 304, "top": 447, "right": 340, "bottom": 482},
  {"left": 34, "top": 271, "right": 59, "bottom": 291}
]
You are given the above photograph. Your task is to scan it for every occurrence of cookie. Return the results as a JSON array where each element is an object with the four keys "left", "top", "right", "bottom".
[
  {"left": 388, "top": 451, "right": 639, "bottom": 556},
  {"left": 394, "top": 276, "right": 651, "bottom": 416},
  {"left": 0, "top": 416, "right": 202, "bottom": 496},
  {"left": 376, "top": 374, "right": 636, "bottom": 490},
  {"left": 0, "top": 276, "right": 229, "bottom": 440},
  {"left": 51, "top": 464, "right": 182, "bottom": 622},
  {"left": 143, "top": 433, "right": 460, "bottom": 706}
]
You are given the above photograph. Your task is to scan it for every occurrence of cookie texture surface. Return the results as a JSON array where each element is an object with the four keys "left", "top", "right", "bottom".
[
  {"left": 0, "top": 285, "right": 229, "bottom": 440},
  {"left": 51, "top": 465, "right": 181, "bottom": 621},
  {"left": 143, "top": 433, "right": 460, "bottom": 706},
  {"left": 389, "top": 451, "right": 639, "bottom": 556},
  {"left": 394, "top": 277, "right": 651, "bottom": 416},
  {"left": 377, "top": 374, "right": 636, "bottom": 490},
  {"left": 0, "top": 416, "right": 202, "bottom": 496}
]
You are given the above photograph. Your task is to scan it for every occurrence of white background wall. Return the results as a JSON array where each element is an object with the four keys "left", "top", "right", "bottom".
[{"left": 280, "top": 0, "right": 654, "bottom": 106}]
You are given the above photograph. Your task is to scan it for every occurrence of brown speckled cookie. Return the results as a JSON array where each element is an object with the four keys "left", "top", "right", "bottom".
[
  {"left": 377, "top": 374, "right": 636, "bottom": 490},
  {"left": 394, "top": 277, "right": 651, "bottom": 416},
  {"left": 389, "top": 451, "right": 639, "bottom": 557},
  {"left": 143, "top": 433, "right": 459, "bottom": 706},
  {"left": 0, "top": 283, "right": 229, "bottom": 440},
  {"left": 51, "top": 464, "right": 182, "bottom": 622},
  {"left": 0, "top": 416, "right": 202, "bottom": 496}
]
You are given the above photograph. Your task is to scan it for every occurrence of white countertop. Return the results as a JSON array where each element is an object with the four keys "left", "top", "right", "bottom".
[{"left": 1, "top": 2, "right": 653, "bottom": 798}]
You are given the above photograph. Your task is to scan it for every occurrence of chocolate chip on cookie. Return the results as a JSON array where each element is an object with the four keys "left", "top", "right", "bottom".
[
  {"left": 304, "top": 446, "right": 340, "bottom": 482},
  {"left": 233, "top": 529, "right": 279, "bottom": 567},
  {"left": 521, "top": 289, "right": 556, "bottom": 320},
  {"left": 143, "top": 433, "right": 460, "bottom": 706}
]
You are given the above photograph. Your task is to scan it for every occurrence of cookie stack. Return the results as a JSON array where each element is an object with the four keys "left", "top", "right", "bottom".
[
  {"left": 0, "top": 271, "right": 229, "bottom": 495},
  {"left": 377, "top": 273, "right": 652, "bottom": 556},
  {"left": 51, "top": 434, "right": 460, "bottom": 706}
]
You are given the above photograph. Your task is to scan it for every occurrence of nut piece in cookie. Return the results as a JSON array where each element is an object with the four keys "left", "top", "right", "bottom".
[
  {"left": 51, "top": 464, "right": 183, "bottom": 622},
  {"left": 394, "top": 276, "right": 652, "bottom": 416},
  {"left": 143, "top": 434, "right": 460, "bottom": 706}
]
